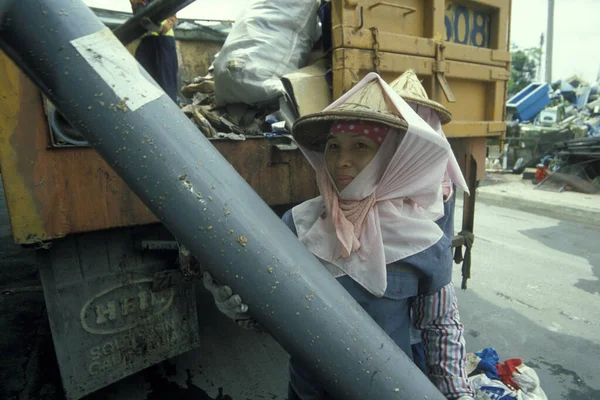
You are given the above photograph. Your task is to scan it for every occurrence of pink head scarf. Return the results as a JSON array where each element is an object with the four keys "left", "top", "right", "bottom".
[
  {"left": 292, "top": 73, "right": 454, "bottom": 297},
  {"left": 329, "top": 121, "right": 392, "bottom": 143},
  {"left": 409, "top": 103, "right": 469, "bottom": 197},
  {"left": 319, "top": 121, "right": 396, "bottom": 260}
]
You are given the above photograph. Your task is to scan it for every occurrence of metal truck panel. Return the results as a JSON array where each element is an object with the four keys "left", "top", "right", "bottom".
[
  {"left": 0, "top": 54, "right": 318, "bottom": 244},
  {"left": 331, "top": 0, "right": 512, "bottom": 144},
  {"left": 332, "top": 0, "right": 511, "bottom": 65},
  {"left": 37, "top": 227, "right": 200, "bottom": 400}
]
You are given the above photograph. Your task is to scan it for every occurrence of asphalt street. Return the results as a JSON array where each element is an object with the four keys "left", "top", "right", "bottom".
[{"left": 454, "top": 200, "right": 600, "bottom": 400}]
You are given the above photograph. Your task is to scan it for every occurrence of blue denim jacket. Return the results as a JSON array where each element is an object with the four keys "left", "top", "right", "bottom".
[{"left": 283, "top": 197, "right": 455, "bottom": 399}]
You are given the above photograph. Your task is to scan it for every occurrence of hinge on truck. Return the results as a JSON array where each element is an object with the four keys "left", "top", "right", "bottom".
[
  {"left": 434, "top": 43, "right": 456, "bottom": 103},
  {"left": 370, "top": 27, "right": 381, "bottom": 75}
]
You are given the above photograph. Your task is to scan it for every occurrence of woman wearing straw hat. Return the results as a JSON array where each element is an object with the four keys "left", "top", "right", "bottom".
[
  {"left": 203, "top": 73, "right": 475, "bottom": 400},
  {"left": 389, "top": 69, "right": 468, "bottom": 208}
]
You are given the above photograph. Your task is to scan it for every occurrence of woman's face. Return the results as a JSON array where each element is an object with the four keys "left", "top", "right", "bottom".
[{"left": 325, "top": 132, "right": 381, "bottom": 191}]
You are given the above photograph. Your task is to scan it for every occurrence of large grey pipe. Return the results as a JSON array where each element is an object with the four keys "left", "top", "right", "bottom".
[{"left": 0, "top": 1, "right": 445, "bottom": 399}]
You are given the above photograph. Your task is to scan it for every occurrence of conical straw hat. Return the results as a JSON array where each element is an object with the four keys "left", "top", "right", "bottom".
[
  {"left": 293, "top": 79, "right": 408, "bottom": 151},
  {"left": 389, "top": 70, "right": 452, "bottom": 125}
]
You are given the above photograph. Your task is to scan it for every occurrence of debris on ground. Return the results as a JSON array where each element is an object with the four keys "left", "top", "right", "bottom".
[
  {"left": 468, "top": 348, "right": 548, "bottom": 400},
  {"left": 534, "top": 136, "right": 600, "bottom": 193},
  {"left": 490, "top": 75, "right": 600, "bottom": 179}
]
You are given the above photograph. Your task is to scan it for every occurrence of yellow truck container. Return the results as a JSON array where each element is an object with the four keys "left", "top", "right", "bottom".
[{"left": 331, "top": 0, "right": 511, "bottom": 181}]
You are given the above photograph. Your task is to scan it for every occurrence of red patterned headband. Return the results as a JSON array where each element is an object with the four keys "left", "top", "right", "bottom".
[{"left": 329, "top": 121, "right": 392, "bottom": 144}]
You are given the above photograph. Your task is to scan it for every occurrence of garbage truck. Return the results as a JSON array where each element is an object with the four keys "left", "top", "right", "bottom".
[{"left": 0, "top": 0, "right": 511, "bottom": 398}]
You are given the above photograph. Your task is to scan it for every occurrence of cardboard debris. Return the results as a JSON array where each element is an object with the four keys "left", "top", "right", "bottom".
[
  {"left": 178, "top": 59, "right": 333, "bottom": 140},
  {"left": 182, "top": 104, "right": 217, "bottom": 138},
  {"left": 182, "top": 80, "right": 215, "bottom": 98},
  {"left": 282, "top": 60, "right": 331, "bottom": 117},
  {"left": 214, "top": 132, "right": 245, "bottom": 141},
  {"left": 182, "top": 72, "right": 215, "bottom": 99}
]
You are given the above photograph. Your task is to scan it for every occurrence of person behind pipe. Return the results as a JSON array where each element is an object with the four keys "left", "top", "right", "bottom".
[
  {"left": 130, "top": 0, "right": 179, "bottom": 101},
  {"left": 203, "top": 72, "right": 475, "bottom": 400}
]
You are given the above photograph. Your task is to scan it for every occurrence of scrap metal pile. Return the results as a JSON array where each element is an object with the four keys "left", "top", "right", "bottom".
[
  {"left": 179, "top": 68, "right": 292, "bottom": 141},
  {"left": 539, "top": 136, "right": 600, "bottom": 193},
  {"left": 180, "top": 71, "right": 271, "bottom": 141},
  {"left": 499, "top": 77, "right": 600, "bottom": 176}
]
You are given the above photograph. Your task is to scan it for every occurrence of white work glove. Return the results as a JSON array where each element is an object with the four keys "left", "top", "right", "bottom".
[
  {"left": 140, "top": 16, "right": 162, "bottom": 34},
  {"left": 202, "top": 272, "right": 261, "bottom": 331}
]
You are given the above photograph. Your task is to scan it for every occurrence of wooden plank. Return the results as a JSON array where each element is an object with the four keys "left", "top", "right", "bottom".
[
  {"left": 493, "top": 4, "right": 510, "bottom": 50},
  {"left": 338, "top": 48, "right": 508, "bottom": 81},
  {"left": 0, "top": 52, "right": 49, "bottom": 243},
  {"left": 332, "top": 27, "right": 437, "bottom": 57},
  {"left": 290, "top": 152, "right": 319, "bottom": 202},
  {"left": 488, "top": 121, "right": 506, "bottom": 133},
  {"left": 453, "top": 0, "right": 509, "bottom": 11},
  {"left": 444, "top": 121, "right": 504, "bottom": 138},
  {"left": 448, "top": 137, "right": 487, "bottom": 180},
  {"left": 443, "top": 42, "right": 510, "bottom": 67},
  {"left": 212, "top": 139, "right": 299, "bottom": 206},
  {"left": 260, "top": 153, "right": 292, "bottom": 206},
  {"left": 332, "top": 50, "right": 361, "bottom": 98},
  {"left": 333, "top": 48, "right": 508, "bottom": 129},
  {"left": 425, "top": 0, "right": 439, "bottom": 38},
  {"left": 344, "top": 0, "right": 428, "bottom": 38},
  {"left": 487, "top": 80, "right": 507, "bottom": 121},
  {"left": 332, "top": 28, "right": 510, "bottom": 67}
]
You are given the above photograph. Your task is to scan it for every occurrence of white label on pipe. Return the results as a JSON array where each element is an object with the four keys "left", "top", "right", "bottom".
[{"left": 71, "top": 28, "right": 163, "bottom": 111}]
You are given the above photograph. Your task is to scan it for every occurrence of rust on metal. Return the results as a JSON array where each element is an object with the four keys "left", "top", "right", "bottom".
[{"left": 0, "top": 54, "right": 318, "bottom": 245}]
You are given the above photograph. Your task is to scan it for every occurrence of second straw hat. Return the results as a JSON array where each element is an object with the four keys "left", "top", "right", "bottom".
[{"left": 389, "top": 70, "right": 452, "bottom": 125}]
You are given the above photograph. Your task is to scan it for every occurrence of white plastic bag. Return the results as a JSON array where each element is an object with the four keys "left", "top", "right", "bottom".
[
  {"left": 213, "top": 0, "right": 321, "bottom": 106},
  {"left": 469, "top": 374, "right": 520, "bottom": 400}
]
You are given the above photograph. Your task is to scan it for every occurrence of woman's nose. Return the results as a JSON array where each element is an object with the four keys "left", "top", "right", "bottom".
[{"left": 336, "top": 149, "right": 353, "bottom": 168}]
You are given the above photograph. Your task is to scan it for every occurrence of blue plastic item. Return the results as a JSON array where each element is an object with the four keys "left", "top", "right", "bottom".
[
  {"left": 576, "top": 86, "right": 592, "bottom": 108},
  {"left": 507, "top": 83, "right": 551, "bottom": 122},
  {"left": 474, "top": 347, "right": 500, "bottom": 380}
]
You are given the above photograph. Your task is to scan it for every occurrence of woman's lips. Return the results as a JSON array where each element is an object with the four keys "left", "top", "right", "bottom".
[{"left": 336, "top": 175, "right": 354, "bottom": 185}]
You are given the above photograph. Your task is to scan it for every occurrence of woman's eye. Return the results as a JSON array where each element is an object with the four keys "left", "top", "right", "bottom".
[
  {"left": 327, "top": 143, "right": 339, "bottom": 150},
  {"left": 355, "top": 142, "right": 368, "bottom": 149}
]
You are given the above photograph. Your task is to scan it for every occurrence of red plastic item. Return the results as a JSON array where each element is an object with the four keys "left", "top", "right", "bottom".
[
  {"left": 496, "top": 358, "right": 523, "bottom": 391},
  {"left": 534, "top": 166, "right": 548, "bottom": 183}
]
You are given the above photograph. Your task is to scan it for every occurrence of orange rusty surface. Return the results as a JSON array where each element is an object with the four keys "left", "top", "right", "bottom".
[
  {"left": 0, "top": 54, "right": 318, "bottom": 244},
  {"left": 0, "top": 54, "right": 158, "bottom": 244}
]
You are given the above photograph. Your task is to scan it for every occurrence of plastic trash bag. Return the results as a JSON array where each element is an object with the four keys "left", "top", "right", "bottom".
[{"left": 213, "top": 0, "right": 321, "bottom": 106}]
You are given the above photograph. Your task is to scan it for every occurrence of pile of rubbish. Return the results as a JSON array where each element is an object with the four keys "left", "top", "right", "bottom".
[
  {"left": 498, "top": 76, "right": 600, "bottom": 176},
  {"left": 532, "top": 136, "right": 600, "bottom": 193},
  {"left": 178, "top": 0, "right": 330, "bottom": 142},
  {"left": 180, "top": 70, "right": 274, "bottom": 142},
  {"left": 468, "top": 348, "right": 548, "bottom": 400}
]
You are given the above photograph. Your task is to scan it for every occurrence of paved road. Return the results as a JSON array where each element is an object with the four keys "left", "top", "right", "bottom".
[
  {"left": 1, "top": 183, "right": 599, "bottom": 399},
  {"left": 455, "top": 200, "right": 600, "bottom": 400}
]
